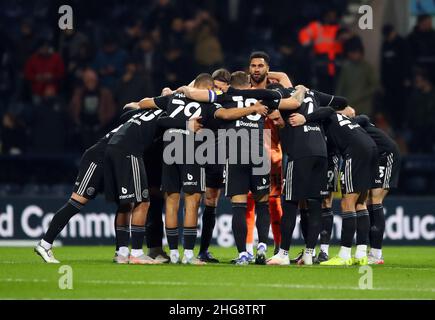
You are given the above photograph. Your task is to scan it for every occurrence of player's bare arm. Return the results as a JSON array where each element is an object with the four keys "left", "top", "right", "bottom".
[
  {"left": 176, "top": 86, "right": 213, "bottom": 101},
  {"left": 276, "top": 86, "right": 305, "bottom": 110},
  {"left": 123, "top": 102, "right": 140, "bottom": 110},
  {"left": 289, "top": 113, "right": 307, "bottom": 126},
  {"left": 161, "top": 87, "right": 174, "bottom": 96},
  {"left": 137, "top": 97, "right": 158, "bottom": 109},
  {"left": 267, "top": 71, "right": 293, "bottom": 88},
  {"left": 289, "top": 106, "right": 336, "bottom": 127},
  {"left": 187, "top": 117, "right": 203, "bottom": 133}
]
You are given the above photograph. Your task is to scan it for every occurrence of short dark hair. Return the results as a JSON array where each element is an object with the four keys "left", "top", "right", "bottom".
[
  {"left": 249, "top": 51, "right": 270, "bottom": 66},
  {"left": 194, "top": 73, "right": 214, "bottom": 88},
  {"left": 212, "top": 68, "right": 231, "bottom": 84},
  {"left": 230, "top": 71, "right": 250, "bottom": 87}
]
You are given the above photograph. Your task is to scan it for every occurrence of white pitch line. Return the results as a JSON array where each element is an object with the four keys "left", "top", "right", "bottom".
[
  {"left": 379, "top": 266, "right": 434, "bottom": 272},
  {"left": 0, "top": 240, "right": 62, "bottom": 247},
  {"left": 1, "top": 260, "right": 434, "bottom": 272},
  {"left": 1, "top": 278, "right": 434, "bottom": 293},
  {"left": 0, "top": 278, "right": 49, "bottom": 283}
]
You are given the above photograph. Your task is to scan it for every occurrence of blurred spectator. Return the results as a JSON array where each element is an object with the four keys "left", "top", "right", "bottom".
[
  {"left": 214, "top": 0, "right": 251, "bottom": 52},
  {"left": 15, "top": 19, "right": 37, "bottom": 72},
  {"left": 59, "top": 29, "right": 90, "bottom": 66},
  {"left": 122, "top": 18, "right": 144, "bottom": 54},
  {"left": 147, "top": 0, "right": 177, "bottom": 43},
  {"left": 64, "top": 41, "right": 95, "bottom": 98},
  {"left": 405, "top": 69, "right": 435, "bottom": 153},
  {"left": 407, "top": 14, "right": 435, "bottom": 74},
  {"left": 69, "top": 69, "right": 116, "bottom": 149},
  {"left": 114, "top": 60, "right": 152, "bottom": 108},
  {"left": 24, "top": 39, "right": 65, "bottom": 105},
  {"left": 133, "top": 35, "right": 165, "bottom": 94},
  {"left": 335, "top": 27, "right": 354, "bottom": 68},
  {"left": 381, "top": 24, "right": 410, "bottom": 129},
  {"left": 298, "top": 9, "right": 343, "bottom": 93},
  {"left": 59, "top": 29, "right": 91, "bottom": 97},
  {"left": 0, "top": 112, "right": 27, "bottom": 155},
  {"left": 336, "top": 36, "right": 378, "bottom": 116},
  {"left": 93, "top": 35, "right": 128, "bottom": 89},
  {"left": 163, "top": 43, "right": 194, "bottom": 89},
  {"left": 168, "top": 17, "right": 188, "bottom": 51},
  {"left": 189, "top": 11, "right": 224, "bottom": 74},
  {"left": 30, "top": 85, "right": 68, "bottom": 154},
  {"left": 0, "top": 31, "right": 15, "bottom": 117},
  {"left": 278, "top": 37, "right": 299, "bottom": 83}
]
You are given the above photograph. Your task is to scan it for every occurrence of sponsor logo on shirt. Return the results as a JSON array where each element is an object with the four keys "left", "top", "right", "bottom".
[
  {"left": 303, "top": 125, "right": 321, "bottom": 132},
  {"left": 184, "top": 181, "right": 198, "bottom": 186},
  {"left": 257, "top": 184, "right": 270, "bottom": 191},
  {"left": 237, "top": 120, "right": 259, "bottom": 128},
  {"left": 168, "top": 128, "right": 190, "bottom": 135},
  {"left": 119, "top": 193, "right": 135, "bottom": 200}
]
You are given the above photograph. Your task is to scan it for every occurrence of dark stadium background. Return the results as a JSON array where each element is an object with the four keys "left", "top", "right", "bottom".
[{"left": 0, "top": 0, "right": 434, "bottom": 245}]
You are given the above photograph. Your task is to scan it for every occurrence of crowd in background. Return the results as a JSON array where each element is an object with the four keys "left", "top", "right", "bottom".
[{"left": 0, "top": 0, "right": 434, "bottom": 188}]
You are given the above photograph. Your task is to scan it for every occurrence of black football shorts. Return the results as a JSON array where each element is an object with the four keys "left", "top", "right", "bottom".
[
  {"left": 73, "top": 143, "right": 105, "bottom": 199},
  {"left": 372, "top": 151, "right": 400, "bottom": 189},
  {"left": 205, "top": 163, "right": 225, "bottom": 189},
  {"left": 224, "top": 161, "right": 270, "bottom": 197},
  {"left": 104, "top": 146, "right": 149, "bottom": 204},
  {"left": 283, "top": 156, "right": 328, "bottom": 201},
  {"left": 340, "top": 146, "right": 378, "bottom": 194},
  {"left": 161, "top": 162, "right": 206, "bottom": 194}
]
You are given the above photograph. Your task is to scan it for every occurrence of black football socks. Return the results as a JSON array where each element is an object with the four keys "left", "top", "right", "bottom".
[
  {"left": 43, "top": 198, "right": 84, "bottom": 244},
  {"left": 199, "top": 205, "right": 216, "bottom": 253}
]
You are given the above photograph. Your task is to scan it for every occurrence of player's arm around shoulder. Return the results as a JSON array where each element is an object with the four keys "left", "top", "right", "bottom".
[
  {"left": 267, "top": 71, "right": 293, "bottom": 88},
  {"left": 137, "top": 97, "right": 158, "bottom": 109},
  {"left": 214, "top": 101, "right": 268, "bottom": 120},
  {"left": 277, "top": 86, "right": 306, "bottom": 110},
  {"left": 176, "top": 86, "right": 227, "bottom": 103},
  {"left": 134, "top": 91, "right": 175, "bottom": 110},
  {"left": 123, "top": 98, "right": 158, "bottom": 110}
]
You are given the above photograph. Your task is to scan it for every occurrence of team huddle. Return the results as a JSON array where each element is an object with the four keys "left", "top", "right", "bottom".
[{"left": 34, "top": 51, "right": 401, "bottom": 266}]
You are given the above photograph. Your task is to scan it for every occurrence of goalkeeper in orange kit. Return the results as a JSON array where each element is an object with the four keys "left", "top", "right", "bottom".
[
  {"left": 244, "top": 51, "right": 293, "bottom": 261},
  {"left": 245, "top": 117, "right": 283, "bottom": 259}
]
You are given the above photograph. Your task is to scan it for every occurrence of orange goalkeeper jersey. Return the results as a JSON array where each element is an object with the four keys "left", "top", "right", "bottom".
[{"left": 264, "top": 117, "right": 282, "bottom": 196}]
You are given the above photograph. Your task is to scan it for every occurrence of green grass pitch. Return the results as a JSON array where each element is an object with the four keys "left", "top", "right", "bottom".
[{"left": 1, "top": 246, "right": 434, "bottom": 299}]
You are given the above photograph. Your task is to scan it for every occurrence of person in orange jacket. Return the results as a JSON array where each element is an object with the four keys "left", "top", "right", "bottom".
[{"left": 298, "top": 9, "right": 343, "bottom": 93}]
